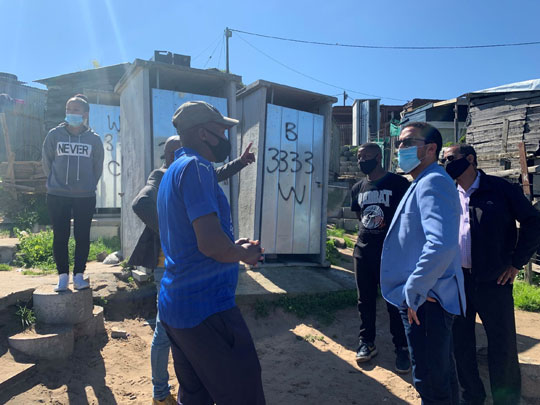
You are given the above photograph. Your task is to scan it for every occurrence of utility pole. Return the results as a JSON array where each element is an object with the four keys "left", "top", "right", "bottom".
[
  {"left": 343, "top": 91, "right": 347, "bottom": 106},
  {"left": 225, "top": 27, "right": 232, "bottom": 74}
]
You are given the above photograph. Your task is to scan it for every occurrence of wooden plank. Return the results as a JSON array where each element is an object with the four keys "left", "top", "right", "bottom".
[{"left": 518, "top": 141, "right": 531, "bottom": 199}]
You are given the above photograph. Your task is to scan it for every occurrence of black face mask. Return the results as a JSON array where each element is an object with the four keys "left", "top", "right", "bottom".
[
  {"left": 359, "top": 158, "right": 377, "bottom": 175},
  {"left": 204, "top": 133, "right": 231, "bottom": 163},
  {"left": 445, "top": 156, "right": 470, "bottom": 179}
]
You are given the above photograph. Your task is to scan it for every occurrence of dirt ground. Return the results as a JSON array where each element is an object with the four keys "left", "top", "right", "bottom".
[{"left": 2, "top": 296, "right": 540, "bottom": 405}]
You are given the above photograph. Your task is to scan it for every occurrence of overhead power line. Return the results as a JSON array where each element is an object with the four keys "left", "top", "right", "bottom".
[
  {"left": 230, "top": 28, "right": 540, "bottom": 50},
  {"left": 235, "top": 33, "right": 407, "bottom": 102}
]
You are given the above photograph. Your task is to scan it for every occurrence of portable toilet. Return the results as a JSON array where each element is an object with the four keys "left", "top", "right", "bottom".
[
  {"left": 115, "top": 58, "right": 242, "bottom": 258},
  {"left": 236, "top": 80, "right": 337, "bottom": 266}
]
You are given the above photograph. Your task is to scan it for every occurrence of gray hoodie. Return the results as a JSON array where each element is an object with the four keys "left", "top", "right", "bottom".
[{"left": 42, "top": 123, "right": 104, "bottom": 198}]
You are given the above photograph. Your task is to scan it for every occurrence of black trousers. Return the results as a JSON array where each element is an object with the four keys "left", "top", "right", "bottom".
[
  {"left": 47, "top": 194, "right": 96, "bottom": 275},
  {"left": 452, "top": 270, "right": 521, "bottom": 405},
  {"left": 162, "top": 306, "right": 265, "bottom": 405},
  {"left": 400, "top": 301, "right": 458, "bottom": 405},
  {"left": 354, "top": 243, "right": 407, "bottom": 348}
]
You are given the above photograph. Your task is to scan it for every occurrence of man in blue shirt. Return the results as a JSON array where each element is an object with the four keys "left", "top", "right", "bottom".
[
  {"left": 157, "top": 101, "right": 265, "bottom": 405},
  {"left": 381, "top": 122, "right": 465, "bottom": 404}
]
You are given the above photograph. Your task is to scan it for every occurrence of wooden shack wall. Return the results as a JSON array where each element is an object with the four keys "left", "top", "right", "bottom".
[
  {"left": 0, "top": 81, "right": 46, "bottom": 162},
  {"left": 466, "top": 91, "right": 540, "bottom": 173}
]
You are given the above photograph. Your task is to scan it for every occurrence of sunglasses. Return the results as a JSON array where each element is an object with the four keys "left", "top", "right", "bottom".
[
  {"left": 439, "top": 155, "right": 459, "bottom": 165},
  {"left": 395, "top": 137, "right": 426, "bottom": 148}
]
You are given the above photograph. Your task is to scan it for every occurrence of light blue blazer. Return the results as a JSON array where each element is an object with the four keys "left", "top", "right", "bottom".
[{"left": 380, "top": 163, "right": 465, "bottom": 315}]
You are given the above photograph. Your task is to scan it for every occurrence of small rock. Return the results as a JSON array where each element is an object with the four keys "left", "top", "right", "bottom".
[
  {"left": 332, "top": 237, "right": 347, "bottom": 249},
  {"left": 96, "top": 251, "right": 108, "bottom": 262},
  {"left": 103, "top": 252, "right": 120, "bottom": 265},
  {"left": 111, "top": 328, "right": 128, "bottom": 339}
]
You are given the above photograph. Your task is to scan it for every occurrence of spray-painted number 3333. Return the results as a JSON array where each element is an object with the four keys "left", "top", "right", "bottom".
[{"left": 266, "top": 148, "right": 314, "bottom": 174}]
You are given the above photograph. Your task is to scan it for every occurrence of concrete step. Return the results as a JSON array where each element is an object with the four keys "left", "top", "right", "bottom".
[
  {"left": 132, "top": 269, "right": 150, "bottom": 283},
  {"left": 8, "top": 325, "right": 74, "bottom": 360},
  {"left": 342, "top": 207, "right": 358, "bottom": 220},
  {"left": 33, "top": 285, "right": 93, "bottom": 325},
  {"left": 0, "top": 238, "right": 18, "bottom": 264},
  {"left": 343, "top": 219, "right": 358, "bottom": 232},
  {"left": 74, "top": 305, "right": 105, "bottom": 338}
]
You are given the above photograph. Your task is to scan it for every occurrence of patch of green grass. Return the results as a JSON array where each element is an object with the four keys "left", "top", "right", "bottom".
[
  {"left": 513, "top": 281, "right": 540, "bottom": 312},
  {"left": 22, "top": 269, "right": 57, "bottom": 276},
  {"left": 0, "top": 263, "right": 12, "bottom": 271},
  {"left": 15, "top": 229, "right": 121, "bottom": 270}
]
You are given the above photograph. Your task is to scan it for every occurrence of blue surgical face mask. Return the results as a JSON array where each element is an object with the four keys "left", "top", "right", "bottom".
[
  {"left": 65, "top": 114, "right": 84, "bottom": 127},
  {"left": 398, "top": 146, "right": 421, "bottom": 173}
]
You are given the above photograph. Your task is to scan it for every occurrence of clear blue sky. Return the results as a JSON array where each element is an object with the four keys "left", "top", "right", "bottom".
[{"left": 2, "top": 0, "right": 539, "bottom": 105}]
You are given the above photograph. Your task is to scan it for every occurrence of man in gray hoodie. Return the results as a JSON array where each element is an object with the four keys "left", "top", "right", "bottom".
[{"left": 42, "top": 94, "right": 104, "bottom": 292}]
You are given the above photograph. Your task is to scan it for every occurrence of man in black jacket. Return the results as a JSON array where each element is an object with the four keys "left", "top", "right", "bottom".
[
  {"left": 129, "top": 135, "right": 255, "bottom": 405},
  {"left": 443, "top": 144, "right": 540, "bottom": 405}
]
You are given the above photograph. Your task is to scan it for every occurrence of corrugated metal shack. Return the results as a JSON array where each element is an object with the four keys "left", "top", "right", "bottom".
[
  {"left": 36, "top": 64, "right": 130, "bottom": 132},
  {"left": 0, "top": 73, "right": 47, "bottom": 161},
  {"left": 465, "top": 79, "right": 540, "bottom": 175},
  {"left": 0, "top": 72, "right": 47, "bottom": 193}
]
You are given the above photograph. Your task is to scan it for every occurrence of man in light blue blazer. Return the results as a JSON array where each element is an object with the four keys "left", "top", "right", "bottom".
[{"left": 381, "top": 122, "right": 465, "bottom": 405}]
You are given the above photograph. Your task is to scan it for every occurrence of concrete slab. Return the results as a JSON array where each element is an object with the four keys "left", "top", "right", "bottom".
[
  {"left": 0, "top": 258, "right": 356, "bottom": 315},
  {"left": 236, "top": 265, "right": 355, "bottom": 304}
]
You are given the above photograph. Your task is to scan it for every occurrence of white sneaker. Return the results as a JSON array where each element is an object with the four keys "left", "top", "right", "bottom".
[
  {"left": 73, "top": 273, "right": 90, "bottom": 290},
  {"left": 54, "top": 273, "right": 69, "bottom": 292}
]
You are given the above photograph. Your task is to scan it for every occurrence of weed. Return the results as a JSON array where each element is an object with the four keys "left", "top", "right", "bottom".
[
  {"left": 127, "top": 276, "right": 134, "bottom": 284},
  {"left": 89, "top": 236, "right": 120, "bottom": 261},
  {"left": 254, "top": 300, "right": 270, "bottom": 319},
  {"left": 343, "top": 236, "right": 355, "bottom": 249},
  {"left": 0, "top": 263, "right": 11, "bottom": 271},
  {"left": 120, "top": 260, "right": 132, "bottom": 269},
  {"left": 326, "top": 240, "right": 341, "bottom": 265},
  {"left": 276, "top": 290, "right": 357, "bottom": 325},
  {"left": 327, "top": 227, "right": 345, "bottom": 239},
  {"left": 302, "top": 334, "right": 326, "bottom": 343},
  {"left": 15, "top": 305, "right": 36, "bottom": 329},
  {"left": 513, "top": 281, "right": 540, "bottom": 312},
  {"left": 93, "top": 297, "right": 108, "bottom": 307}
]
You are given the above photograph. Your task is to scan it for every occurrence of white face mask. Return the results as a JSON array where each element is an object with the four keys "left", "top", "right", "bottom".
[
  {"left": 398, "top": 146, "right": 422, "bottom": 173},
  {"left": 65, "top": 114, "right": 84, "bottom": 127}
]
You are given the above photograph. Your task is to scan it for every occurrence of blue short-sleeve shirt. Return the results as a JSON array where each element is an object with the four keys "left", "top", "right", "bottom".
[{"left": 157, "top": 147, "right": 238, "bottom": 329}]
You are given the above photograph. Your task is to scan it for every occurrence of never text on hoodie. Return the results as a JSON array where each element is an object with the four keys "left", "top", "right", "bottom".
[{"left": 42, "top": 123, "right": 104, "bottom": 197}]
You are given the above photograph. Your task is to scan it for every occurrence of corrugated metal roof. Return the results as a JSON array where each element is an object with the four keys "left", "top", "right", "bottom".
[{"left": 472, "top": 78, "right": 540, "bottom": 94}]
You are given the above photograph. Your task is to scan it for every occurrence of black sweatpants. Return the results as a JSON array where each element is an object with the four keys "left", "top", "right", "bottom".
[
  {"left": 47, "top": 194, "right": 96, "bottom": 275},
  {"left": 354, "top": 241, "right": 407, "bottom": 348},
  {"left": 452, "top": 270, "right": 521, "bottom": 405},
  {"left": 162, "top": 306, "right": 265, "bottom": 405}
]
